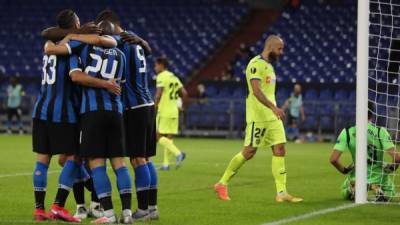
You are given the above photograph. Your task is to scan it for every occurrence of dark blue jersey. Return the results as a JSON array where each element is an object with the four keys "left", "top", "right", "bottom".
[
  {"left": 114, "top": 33, "right": 153, "bottom": 109},
  {"left": 68, "top": 40, "right": 126, "bottom": 114},
  {"left": 32, "top": 53, "right": 80, "bottom": 123}
]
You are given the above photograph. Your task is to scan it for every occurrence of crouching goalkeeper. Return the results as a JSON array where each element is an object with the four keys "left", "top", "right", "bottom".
[{"left": 330, "top": 103, "right": 400, "bottom": 202}]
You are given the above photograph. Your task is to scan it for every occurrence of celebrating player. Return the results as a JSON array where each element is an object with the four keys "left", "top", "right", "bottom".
[
  {"left": 44, "top": 20, "right": 132, "bottom": 224},
  {"left": 95, "top": 10, "right": 160, "bottom": 221},
  {"left": 214, "top": 35, "right": 303, "bottom": 202},
  {"left": 330, "top": 102, "right": 400, "bottom": 201},
  {"left": 154, "top": 57, "right": 187, "bottom": 170},
  {"left": 32, "top": 10, "right": 118, "bottom": 222}
]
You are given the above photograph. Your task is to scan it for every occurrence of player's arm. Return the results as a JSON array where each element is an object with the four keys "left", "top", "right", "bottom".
[
  {"left": 120, "top": 32, "right": 152, "bottom": 55},
  {"left": 68, "top": 55, "right": 120, "bottom": 95},
  {"left": 65, "top": 34, "right": 117, "bottom": 48},
  {"left": 41, "top": 22, "right": 101, "bottom": 41},
  {"left": 178, "top": 87, "right": 189, "bottom": 109},
  {"left": 381, "top": 128, "right": 400, "bottom": 172},
  {"left": 330, "top": 129, "right": 353, "bottom": 174},
  {"left": 44, "top": 40, "right": 70, "bottom": 55},
  {"left": 300, "top": 104, "right": 306, "bottom": 121},
  {"left": 70, "top": 70, "right": 121, "bottom": 95},
  {"left": 281, "top": 99, "right": 289, "bottom": 111},
  {"left": 155, "top": 87, "right": 163, "bottom": 109},
  {"left": 250, "top": 79, "right": 285, "bottom": 120}
]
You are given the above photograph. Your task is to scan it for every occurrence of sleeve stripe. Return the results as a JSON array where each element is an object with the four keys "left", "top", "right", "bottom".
[
  {"left": 69, "top": 68, "right": 82, "bottom": 76},
  {"left": 65, "top": 43, "right": 72, "bottom": 54}
]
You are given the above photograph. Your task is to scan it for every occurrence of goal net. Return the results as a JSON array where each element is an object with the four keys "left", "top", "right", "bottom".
[{"left": 357, "top": 0, "right": 400, "bottom": 203}]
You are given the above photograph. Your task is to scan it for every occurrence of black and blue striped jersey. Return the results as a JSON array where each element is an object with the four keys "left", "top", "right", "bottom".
[
  {"left": 114, "top": 32, "right": 153, "bottom": 109},
  {"left": 32, "top": 51, "right": 81, "bottom": 123},
  {"left": 68, "top": 40, "right": 126, "bottom": 114}
]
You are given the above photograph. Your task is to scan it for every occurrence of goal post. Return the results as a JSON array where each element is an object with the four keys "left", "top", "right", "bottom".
[{"left": 355, "top": 0, "right": 369, "bottom": 204}]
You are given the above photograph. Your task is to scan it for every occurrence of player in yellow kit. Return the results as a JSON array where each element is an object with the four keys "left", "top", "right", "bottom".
[
  {"left": 214, "top": 35, "right": 303, "bottom": 202},
  {"left": 154, "top": 57, "right": 188, "bottom": 170}
]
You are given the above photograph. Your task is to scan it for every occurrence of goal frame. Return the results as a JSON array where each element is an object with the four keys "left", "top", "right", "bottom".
[{"left": 355, "top": 0, "right": 369, "bottom": 204}]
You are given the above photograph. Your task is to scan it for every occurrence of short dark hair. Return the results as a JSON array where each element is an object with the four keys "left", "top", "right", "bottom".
[
  {"left": 95, "top": 10, "right": 120, "bottom": 25},
  {"left": 97, "top": 20, "right": 115, "bottom": 35},
  {"left": 56, "top": 9, "right": 77, "bottom": 29},
  {"left": 368, "top": 101, "right": 375, "bottom": 120},
  {"left": 155, "top": 57, "right": 169, "bottom": 68}
]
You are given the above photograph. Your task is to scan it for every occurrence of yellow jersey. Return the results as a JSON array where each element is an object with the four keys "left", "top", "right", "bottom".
[
  {"left": 156, "top": 70, "right": 183, "bottom": 118},
  {"left": 245, "top": 55, "right": 278, "bottom": 123}
]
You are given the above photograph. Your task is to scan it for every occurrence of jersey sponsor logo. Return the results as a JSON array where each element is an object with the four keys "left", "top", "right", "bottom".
[{"left": 250, "top": 67, "right": 257, "bottom": 74}]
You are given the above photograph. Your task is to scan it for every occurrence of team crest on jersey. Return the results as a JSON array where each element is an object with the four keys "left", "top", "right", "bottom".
[
  {"left": 255, "top": 138, "right": 261, "bottom": 145},
  {"left": 251, "top": 67, "right": 257, "bottom": 74},
  {"left": 265, "top": 76, "right": 276, "bottom": 84}
]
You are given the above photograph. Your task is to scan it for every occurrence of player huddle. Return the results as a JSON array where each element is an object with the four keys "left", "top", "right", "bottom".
[
  {"left": 30, "top": 7, "right": 400, "bottom": 225},
  {"left": 31, "top": 10, "right": 185, "bottom": 224}
]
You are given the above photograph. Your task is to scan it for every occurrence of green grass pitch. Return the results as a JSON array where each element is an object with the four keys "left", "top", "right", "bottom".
[{"left": 0, "top": 135, "right": 399, "bottom": 225}]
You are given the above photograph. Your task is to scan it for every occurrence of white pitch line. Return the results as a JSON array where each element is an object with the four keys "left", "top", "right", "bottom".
[
  {"left": 261, "top": 204, "right": 359, "bottom": 225},
  {"left": 0, "top": 170, "right": 60, "bottom": 178}
]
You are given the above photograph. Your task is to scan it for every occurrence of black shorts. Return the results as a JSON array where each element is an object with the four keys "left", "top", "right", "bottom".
[
  {"left": 7, "top": 107, "right": 21, "bottom": 120},
  {"left": 32, "top": 119, "right": 79, "bottom": 155},
  {"left": 287, "top": 114, "right": 299, "bottom": 125},
  {"left": 124, "top": 105, "right": 156, "bottom": 158},
  {"left": 80, "top": 111, "right": 125, "bottom": 158}
]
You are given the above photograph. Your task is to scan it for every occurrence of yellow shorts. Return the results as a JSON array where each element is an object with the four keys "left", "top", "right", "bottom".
[
  {"left": 156, "top": 116, "right": 179, "bottom": 135},
  {"left": 244, "top": 120, "right": 287, "bottom": 148}
]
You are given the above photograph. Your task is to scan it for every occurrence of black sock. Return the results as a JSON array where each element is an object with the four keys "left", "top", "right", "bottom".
[
  {"left": 34, "top": 191, "right": 46, "bottom": 210},
  {"left": 73, "top": 182, "right": 85, "bottom": 205},
  {"left": 149, "top": 189, "right": 157, "bottom": 207},
  {"left": 84, "top": 178, "right": 94, "bottom": 192},
  {"left": 91, "top": 189, "right": 99, "bottom": 203},
  {"left": 136, "top": 190, "right": 149, "bottom": 210},
  {"left": 54, "top": 188, "right": 70, "bottom": 207},
  {"left": 99, "top": 196, "right": 113, "bottom": 211},
  {"left": 84, "top": 178, "right": 99, "bottom": 202},
  {"left": 121, "top": 193, "right": 132, "bottom": 211}
]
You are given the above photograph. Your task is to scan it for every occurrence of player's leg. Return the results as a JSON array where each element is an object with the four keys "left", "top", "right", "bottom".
[
  {"left": 146, "top": 106, "right": 159, "bottom": 220},
  {"left": 130, "top": 158, "right": 151, "bottom": 221},
  {"left": 6, "top": 108, "right": 13, "bottom": 134},
  {"left": 48, "top": 123, "right": 81, "bottom": 222},
  {"left": 156, "top": 117, "right": 185, "bottom": 168},
  {"left": 89, "top": 158, "right": 118, "bottom": 223},
  {"left": 33, "top": 153, "right": 51, "bottom": 221},
  {"left": 167, "top": 134, "right": 186, "bottom": 169},
  {"left": 16, "top": 107, "right": 23, "bottom": 134},
  {"left": 341, "top": 177, "right": 355, "bottom": 200},
  {"left": 110, "top": 157, "right": 133, "bottom": 223},
  {"left": 268, "top": 120, "right": 302, "bottom": 202},
  {"left": 214, "top": 122, "right": 262, "bottom": 201},
  {"left": 161, "top": 146, "right": 170, "bottom": 170},
  {"left": 214, "top": 145, "right": 257, "bottom": 201},
  {"left": 146, "top": 158, "right": 159, "bottom": 220},
  {"left": 32, "top": 119, "right": 52, "bottom": 221}
]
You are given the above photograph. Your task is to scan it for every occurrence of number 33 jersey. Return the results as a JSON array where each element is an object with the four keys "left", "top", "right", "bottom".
[
  {"left": 68, "top": 40, "right": 126, "bottom": 115},
  {"left": 32, "top": 51, "right": 81, "bottom": 123},
  {"left": 156, "top": 70, "right": 183, "bottom": 118}
]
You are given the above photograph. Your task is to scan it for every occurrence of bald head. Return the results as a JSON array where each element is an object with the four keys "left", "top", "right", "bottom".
[{"left": 263, "top": 35, "right": 284, "bottom": 62}]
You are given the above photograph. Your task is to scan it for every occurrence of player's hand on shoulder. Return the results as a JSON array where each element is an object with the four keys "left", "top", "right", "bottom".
[
  {"left": 79, "top": 22, "right": 101, "bottom": 35},
  {"left": 120, "top": 32, "right": 142, "bottom": 45},
  {"left": 104, "top": 79, "right": 121, "bottom": 96},
  {"left": 272, "top": 107, "right": 285, "bottom": 120}
]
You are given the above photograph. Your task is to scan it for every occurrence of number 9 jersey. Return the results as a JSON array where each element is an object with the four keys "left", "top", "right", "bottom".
[{"left": 156, "top": 70, "right": 183, "bottom": 118}]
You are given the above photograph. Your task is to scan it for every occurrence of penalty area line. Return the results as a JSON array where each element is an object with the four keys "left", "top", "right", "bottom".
[{"left": 261, "top": 204, "right": 359, "bottom": 225}]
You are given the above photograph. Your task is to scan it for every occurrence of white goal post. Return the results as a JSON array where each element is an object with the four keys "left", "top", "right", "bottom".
[{"left": 355, "top": 0, "right": 369, "bottom": 204}]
